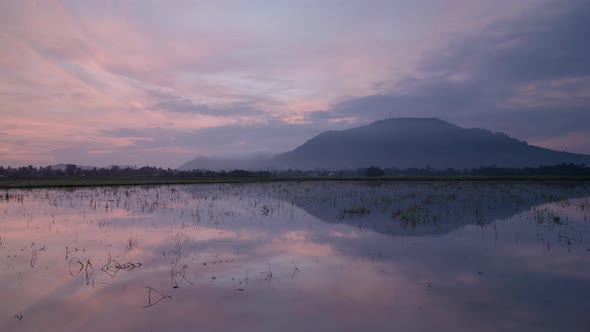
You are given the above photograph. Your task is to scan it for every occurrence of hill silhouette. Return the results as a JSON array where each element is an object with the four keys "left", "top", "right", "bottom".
[
  {"left": 180, "top": 118, "right": 590, "bottom": 170},
  {"left": 274, "top": 118, "right": 590, "bottom": 169}
]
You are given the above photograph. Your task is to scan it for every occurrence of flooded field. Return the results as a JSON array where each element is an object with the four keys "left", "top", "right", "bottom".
[{"left": 1, "top": 181, "right": 590, "bottom": 331}]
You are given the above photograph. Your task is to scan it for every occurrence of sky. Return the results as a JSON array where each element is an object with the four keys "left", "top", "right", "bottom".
[{"left": 1, "top": 0, "right": 589, "bottom": 168}]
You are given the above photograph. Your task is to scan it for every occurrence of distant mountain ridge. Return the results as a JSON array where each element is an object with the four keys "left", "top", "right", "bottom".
[
  {"left": 274, "top": 118, "right": 590, "bottom": 169},
  {"left": 180, "top": 118, "right": 590, "bottom": 170},
  {"left": 50, "top": 163, "right": 136, "bottom": 171}
]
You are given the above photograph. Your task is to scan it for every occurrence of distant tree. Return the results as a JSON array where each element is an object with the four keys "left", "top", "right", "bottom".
[
  {"left": 229, "top": 169, "right": 251, "bottom": 177},
  {"left": 41, "top": 166, "right": 54, "bottom": 177},
  {"left": 65, "top": 164, "right": 77, "bottom": 176},
  {"left": 365, "top": 166, "right": 385, "bottom": 177}
]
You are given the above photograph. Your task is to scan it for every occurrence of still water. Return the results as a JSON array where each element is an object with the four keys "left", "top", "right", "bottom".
[{"left": 1, "top": 181, "right": 589, "bottom": 331}]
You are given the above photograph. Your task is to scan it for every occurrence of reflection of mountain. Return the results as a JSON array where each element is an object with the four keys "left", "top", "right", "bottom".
[{"left": 272, "top": 181, "right": 590, "bottom": 236}]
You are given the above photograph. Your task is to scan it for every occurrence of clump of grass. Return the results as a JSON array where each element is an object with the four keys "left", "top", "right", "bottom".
[
  {"left": 532, "top": 208, "right": 563, "bottom": 225},
  {"left": 260, "top": 205, "right": 271, "bottom": 216},
  {"left": 339, "top": 207, "right": 370, "bottom": 219}
]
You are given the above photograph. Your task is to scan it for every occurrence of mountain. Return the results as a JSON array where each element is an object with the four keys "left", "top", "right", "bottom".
[
  {"left": 274, "top": 118, "right": 590, "bottom": 169},
  {"left": 105, "top": 164, "right": 137, "bottom": 169},
  {"left": 179, "top": 118, "right": 590, "bottom": 170},
  {"left": 50, "top": 163, "right": 96, "bottom": 171},
  {"left": 50, "top": 163, "right": 136, "bottom": 171},
  {"left": 178, "top": 154, "right": 274, "bottom": 171}
]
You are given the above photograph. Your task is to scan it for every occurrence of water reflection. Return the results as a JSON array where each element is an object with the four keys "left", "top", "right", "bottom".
[{"left": 0, "top": 182, "right": 589, "bottom": 331}]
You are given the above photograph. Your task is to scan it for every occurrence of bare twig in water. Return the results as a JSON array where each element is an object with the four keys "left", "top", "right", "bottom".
[
  {"left": 101, "top": 259, "right": 120, "bottom": 278},
  {"left": 264, "top": 261, "right": 273, "bottom": 286},
  {"left": 30, "top": 242, "right": 37, "bottom": 268},
  {"left": 170, "top": 263, "right": 178, "bottom": 289},
  {"left": 142, "top": 286, "right": 172, "bottom": 308},
  {"left": 101, "top": 251, "right": 141, "bottom": 278},
  {"left": 85, "top": 259, "right": 94, "bottom": 285},
  {"left": 101, "top": 260, "right": 141, "bottom": 278},
  {"left": 69, "top": 257, "right": 84, "bottom": 277},
  {"left": 177, "top": 262, "right": 193, "bottom": 286},
  {"left": 119, "top": 262, "right": 142, "bottom": 271},
  {"left": 290, "top": 260, "right": 300, "bottom": 279},
  {"left": 416, "top": 282, "right": 433, "bottom": 291},
  {"left": 170, "top": 251, "right": 193, "bottom": 288}
]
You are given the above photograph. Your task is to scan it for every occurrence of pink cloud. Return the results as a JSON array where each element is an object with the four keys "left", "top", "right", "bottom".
[{"left": 529, "top": 131, "right": 590, "bottom": 155}]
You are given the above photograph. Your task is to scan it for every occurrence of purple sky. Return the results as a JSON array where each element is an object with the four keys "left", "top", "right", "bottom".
[{"left": 1, "top": 0, "right": 589, "bottom": 168}]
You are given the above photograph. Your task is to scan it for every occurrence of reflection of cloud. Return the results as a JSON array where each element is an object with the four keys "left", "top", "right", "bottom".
[
  {"left": 258, "top": 231, "right": 334, "bottom": 257},
  {"left": 87, "top": 150, "right": 112, "bottom": 155},
  {"left": 500, "top": 244, "right": 590, "bottom": 280}
]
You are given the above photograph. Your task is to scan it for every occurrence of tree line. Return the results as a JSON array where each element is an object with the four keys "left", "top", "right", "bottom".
[
  {"left": 0, "top": 163, "right": 589, "bottom": 178},
  {"left": 0, "top": 165, "right": 272, "bottom": 178}
]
